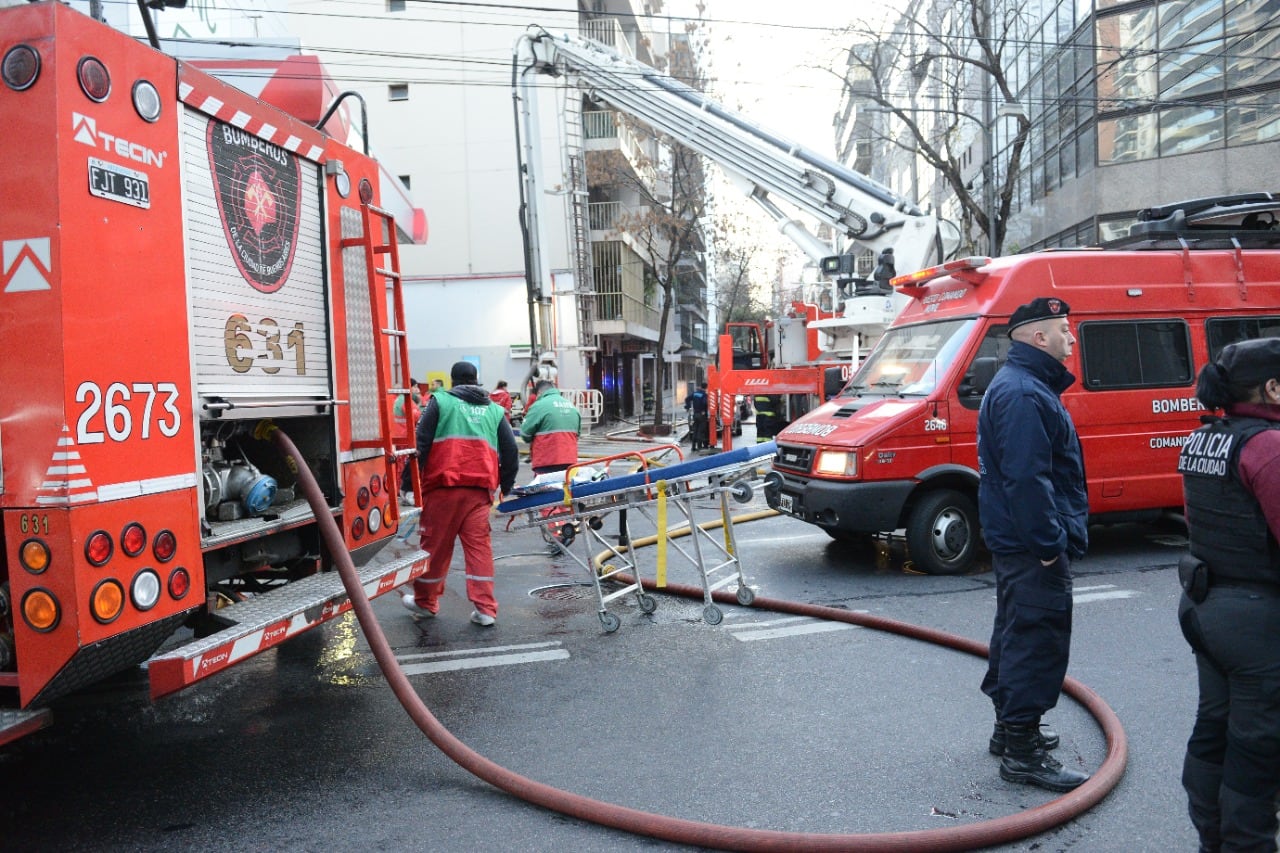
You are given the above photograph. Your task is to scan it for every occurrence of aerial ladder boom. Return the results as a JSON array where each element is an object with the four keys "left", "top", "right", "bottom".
[
  {"left": 513, "top": 26, "right": 964, "bottom": 450},
  {"left": 515, "top": 27, "right": 958, "bottom": 276}
]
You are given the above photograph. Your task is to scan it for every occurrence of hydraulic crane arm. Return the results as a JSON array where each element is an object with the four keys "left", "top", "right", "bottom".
[{"left": 514, "top": 26, "right": 957, "bottom": 271}]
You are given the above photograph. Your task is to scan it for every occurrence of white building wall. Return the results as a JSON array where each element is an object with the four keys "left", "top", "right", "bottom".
[
  {"left": 400, "top": 272, "right": 584, "bottom": 393},
  {"left": 284, "top": 1, "right": 580, "bottom": 373}
]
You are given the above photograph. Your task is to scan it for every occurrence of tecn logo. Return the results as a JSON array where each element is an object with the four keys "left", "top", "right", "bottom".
[
  {"left": 71, "top": 112, "right": 168, "bottom": 168},
  {"left": 207, "top": 120, "right": 301, "bottom": 293}
]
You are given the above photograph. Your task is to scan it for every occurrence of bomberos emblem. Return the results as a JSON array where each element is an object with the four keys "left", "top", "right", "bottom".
[{"left": 207, "top": 120, "right": 301, "bottom": 293}]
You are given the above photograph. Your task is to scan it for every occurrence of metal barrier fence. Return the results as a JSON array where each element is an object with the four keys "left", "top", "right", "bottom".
[{"left": 560, "top": 388, "right": 604, "bottom": 426}]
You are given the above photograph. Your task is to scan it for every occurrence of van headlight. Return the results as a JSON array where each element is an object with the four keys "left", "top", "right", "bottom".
[{"left": 815, "top": 450, "right": 857, "bottom": 477}]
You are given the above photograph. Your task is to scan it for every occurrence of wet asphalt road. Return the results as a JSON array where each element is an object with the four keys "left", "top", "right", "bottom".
[{"left": 0, "top": 431, "right": 1205, "bottom": 851}]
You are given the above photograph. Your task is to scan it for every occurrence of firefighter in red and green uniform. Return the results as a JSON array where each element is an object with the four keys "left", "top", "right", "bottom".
[
  {"left": 402, "top": 361, "right": 518, "bottom": 626},
  {"left": 521, "top": 380, "right": 582, "bottom": 474}
]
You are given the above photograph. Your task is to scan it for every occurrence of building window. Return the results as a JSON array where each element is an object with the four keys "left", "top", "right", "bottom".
[
  {"left": 1207, "top": 317, "right": 1280, "bottom": 361},
  {"left": 388, "top": 83, "right": 409, "bottom": 101},
  {"left": 1158, "top": 105, "right": 1225, "bottom": 157},
  {"left": 398, "top": 174, "right": 412, "bottom": 189},
  {"left": 1080, "top": 320, "right": 1193, "bottom": 390},
  {"left": 388, "top": 0, "right": 405, "bottom": 11}
]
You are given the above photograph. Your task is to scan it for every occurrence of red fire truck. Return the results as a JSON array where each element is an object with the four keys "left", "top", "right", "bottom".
[
  {"left": 0, "top": 2, "right": 428, "bottom": 745},
  {"left": 764, "top": 194, "right": 1280, "bottom": 575}
]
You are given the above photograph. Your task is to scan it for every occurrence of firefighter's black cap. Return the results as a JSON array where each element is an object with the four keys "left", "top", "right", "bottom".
[
  {"left": 1007, "top": 296, "right": 1071, "bottom": 337},
  {"left": 450, "top": 361, "right": 478, "bottom": 385},
  {"left": 1218, "top": 337, "right": 1280, "bottom": 386}
]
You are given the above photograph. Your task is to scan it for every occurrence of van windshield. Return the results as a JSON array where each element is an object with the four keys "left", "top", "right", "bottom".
[{"left": 840, "top": 318, "right": 976, "bottom": 397}]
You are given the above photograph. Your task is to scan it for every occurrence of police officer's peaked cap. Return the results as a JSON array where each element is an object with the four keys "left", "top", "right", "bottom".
[
  {"left": 1007, "top": 296, "right": 1071, "bottom": 337},
  {"left": 450, "top": 360, "right": 478, "bottom": 385},
  {"left": 1218, "top": 337, "right": 1280, "bottom": 386}
]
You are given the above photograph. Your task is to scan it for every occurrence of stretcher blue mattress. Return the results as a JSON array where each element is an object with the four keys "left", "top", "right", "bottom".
[{"left": 497, "top": 441, "right": 776, "bottom": 515}]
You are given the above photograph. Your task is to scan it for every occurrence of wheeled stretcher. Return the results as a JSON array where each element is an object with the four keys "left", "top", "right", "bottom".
[{"left": 497, "top": 441, "right": 776, "bottom": 631}]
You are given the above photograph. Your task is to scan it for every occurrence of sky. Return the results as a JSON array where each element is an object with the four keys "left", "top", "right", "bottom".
[{"left": 698, "top": 0, "right": 852, "bottom": 159}]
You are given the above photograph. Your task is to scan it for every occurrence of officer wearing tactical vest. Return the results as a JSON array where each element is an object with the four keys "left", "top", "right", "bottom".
[
  {"left": 977, "top": 296, "right": 1090, "bottom": 793},
  {"left": 1177, "top": 337, "right": 1280, "bottom": 852},
  {"left": 402, "top": 361, "right": 518, "bottom": 627}
]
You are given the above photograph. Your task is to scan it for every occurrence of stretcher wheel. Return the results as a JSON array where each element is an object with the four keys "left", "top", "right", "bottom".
[
  {"left": 735, "top": 586, "right": 755, "bottom": 606},
  {"left": 558, "top": 524, "right": 577, "bottom": 547},
  {"left": 730, "top": 481, "right": 753, "bottom": 504},
  {"left": 600, "top": 611, "right": 621, "bottom": 633},
  {"left": 637, "top": 593, "right": 657, "bottom": 614},
  {"left": 587, "top": 516, "right": 603, "bottom": 530},
  {"left": 702, "top": 604, "right": 723, "bottom": 625}
]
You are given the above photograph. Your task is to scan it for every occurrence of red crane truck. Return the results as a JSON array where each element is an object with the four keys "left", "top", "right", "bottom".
[{"left": 0, "top": 2, "right": 428, "bottom": 745}]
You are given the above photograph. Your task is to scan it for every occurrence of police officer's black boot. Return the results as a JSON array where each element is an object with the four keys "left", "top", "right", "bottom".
[
  {"left": 1181, "top": 755, "right": 1223, "bottom": 853},
  {"left": 999, "top": 722, "right": 1089, "bottom": 793},
  {"left": 990, "top": 719, "right": 1060, "bottom": 756},
  {"left": 1218, "top": 785, "right": 1279, "bottom": 853}
]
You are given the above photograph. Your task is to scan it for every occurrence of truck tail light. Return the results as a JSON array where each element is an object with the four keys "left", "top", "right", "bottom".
[
  {"left": 2, "top": 44, "right": 40, "bottom": 91},
  {"left": 131, "top": 570, "right": 161, "bottom": 611},
  {"left": 367, "top": 508, "right": 382, "bottom": 534},
  {"left": 356, "top": 486, "right": 371, "bottom": 510},
  {"left": 77, "top": 55, "right": 110, "bottom": 102},
  {"left": 22, "top": 589, "right": 60, "bottom": 632},
  {"left": 370, "top": 474, "right": 383, "bottom": 497},
  {"left": 91, "top": 579, "right": 125, "bottom": 623},
  {"left": 132, "top": 79, "right": 161, "bottom": 122},
  {"left": 121, "top": 522, "right": 146, "bottom": 557},
  {"left": 168, "top": 567, "right": 191, "bottom": 600},
  {"left": 86, "top": 530, "right": 114, "bottom": 566},
  {"left": 153, "top": 530, "right": 177, "bottom": 563},
  {"left": 351, "top": 515, "right": 366, "bottom": 540},
  {"left": 20, "top": 539, "right": 51, "bottom": 573}
]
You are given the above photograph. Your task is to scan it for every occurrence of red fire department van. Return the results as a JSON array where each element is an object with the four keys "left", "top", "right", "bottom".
[
  {"left": 0, "top": 2, "right": 427, "bottom": 745},
  {"left": 764, "top": 193, "right": 1280, "bottom": 575}
]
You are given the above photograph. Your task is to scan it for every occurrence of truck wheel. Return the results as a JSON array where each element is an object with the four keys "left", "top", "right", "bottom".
[{"left": 906, "top": 490, "right": 978, "bottom": 575}]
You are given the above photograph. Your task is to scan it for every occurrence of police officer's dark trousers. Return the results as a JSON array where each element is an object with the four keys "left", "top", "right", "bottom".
[
  {"left": 981, "top": 551, "right": 1073, "bottom": 724},
  {"left": 1179, "top": 585, "right": 1280, "bottom": 853}
]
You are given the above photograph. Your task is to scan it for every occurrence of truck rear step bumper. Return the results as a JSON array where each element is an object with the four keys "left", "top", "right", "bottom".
[
  {"left": 0, "top": 707, "right": 53, "bottom": 747},
  {"left": 146, "top": 540, "right": 429, "bottom": 699}
]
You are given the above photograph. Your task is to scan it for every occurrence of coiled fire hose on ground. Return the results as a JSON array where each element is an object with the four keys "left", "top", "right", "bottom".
[{"left": 271, "top": 426, "right": 1127, "bottom": 852}]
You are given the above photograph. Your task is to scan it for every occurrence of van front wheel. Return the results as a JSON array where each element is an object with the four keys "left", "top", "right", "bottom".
[{"left": 906, "top": 490, "right": 978, "bottom": 575}]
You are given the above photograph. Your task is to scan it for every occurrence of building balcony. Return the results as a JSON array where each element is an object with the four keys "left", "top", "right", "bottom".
[
  {"left": 580, "top": 18, "right": 635, "bottom": 61},
  {"left": 584, "top": 111, "right": 661, "bottom": 197},
  {"left": 592, "top": 290, "right": 661, "bottom": 340}
]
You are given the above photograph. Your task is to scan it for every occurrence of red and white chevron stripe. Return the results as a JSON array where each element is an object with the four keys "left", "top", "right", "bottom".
[{"left": 178, "top": 66, "right": 326, "bottom": 162}]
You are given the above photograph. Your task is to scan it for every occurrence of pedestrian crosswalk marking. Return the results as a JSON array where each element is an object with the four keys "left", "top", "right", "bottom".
[
  {"left": 1073, "top": 583, "right": 1140, "bottom": 604},
  {"left": 725, "top": 616, "right": 854, "bottom": 642},
  {"left": 397, "top": 641, "right": 568, "bottom": 675}
]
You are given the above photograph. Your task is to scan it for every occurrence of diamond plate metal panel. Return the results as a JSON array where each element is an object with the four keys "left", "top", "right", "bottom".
[{"left": 342, "top": 206, "right": 380, "bottom": 443}]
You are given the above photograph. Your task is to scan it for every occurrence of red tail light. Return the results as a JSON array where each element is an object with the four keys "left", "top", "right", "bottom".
[
  {"left": 121, "top": 522, "right": 146, "bottom": 557},
  {"left": 86, "top": 531, "right": 113, "bottom": 566},
  {"left": 153, "top": 530, "right": 177, "bottom": 563},
  {"left": 77, "top": 55, "right": 110, "bottom": 102}
]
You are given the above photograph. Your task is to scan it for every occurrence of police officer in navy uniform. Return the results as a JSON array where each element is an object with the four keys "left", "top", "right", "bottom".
[
  {"left": 977, "top": 296, "right": 1091, "bottom": 792},
  {"left": 1178, "top": 337, "right": 1280, "bottom": 852},
  {"left": 685, "top": 383, "right": 709, "bottom": 450}
]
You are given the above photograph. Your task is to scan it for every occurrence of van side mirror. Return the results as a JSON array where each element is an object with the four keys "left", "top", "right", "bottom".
[{"left": 960, "top": 357, "right": 998, "bottom": 397}]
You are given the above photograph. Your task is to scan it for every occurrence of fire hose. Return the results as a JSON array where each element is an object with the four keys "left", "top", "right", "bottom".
[{"left": 270, "top": 426, "right": 1127, "bottom": 851}]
